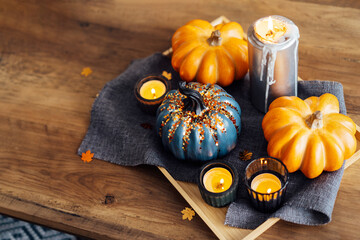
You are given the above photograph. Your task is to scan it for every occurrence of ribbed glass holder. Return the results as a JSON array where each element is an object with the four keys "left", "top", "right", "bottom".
[
  {"left": 198, "top": 162, "right": 239, "bottom": 208},
  {"left": 134, "top": 75, "right": 170, "bottom": 115},
  {"left": 244, "top": 157, "right": 289, "bottom": 212}
]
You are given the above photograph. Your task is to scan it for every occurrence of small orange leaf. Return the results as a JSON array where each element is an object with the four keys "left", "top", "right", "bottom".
[
  {"left": 239, "top": 150, "right": 253, "bottom": 161},
  {"left": 81, "top": 67, "right": 93, "bottom": 77},
  {"left": 162, "top": 71, "right": 172, "bottom": 80},
  {"left": 81, "top": 150, "right": 94, "bottom": 163},
  {"left": 181, "top": 207, "right": 195, "bottom": 221}
]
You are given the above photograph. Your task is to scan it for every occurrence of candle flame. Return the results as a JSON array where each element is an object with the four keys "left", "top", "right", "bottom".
[
  {"left": 151, "top": 88, "right": 156, "bottom": 98},
  {"left": 220, "top": 178, "right": 224, "bottom": 185},
  {"left": 268, "top": 17, "right": 273, "bottom": 31},
  {"left": 266, "top": 17, "right": 274, "bottom": 37},
  {"left": 267, "top": 188, "right": 272, "bottom": 194}
]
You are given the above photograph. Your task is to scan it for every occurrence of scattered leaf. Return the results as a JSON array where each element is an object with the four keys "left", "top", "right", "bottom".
[
  {"left": 181, "top": 207, "right": 195, "bottom": 221},
  {"left": 239, "top": 150, "right": 253, "bottom": 161},
  {"left": 81, "top": 67, "right": 93, "bottom": 77},
  {"left": 104, "top": 194, "right": 115, "bottom": 205},
  {"left": 140, "top": 123, "right": 153, "bottom": 130},
  {"left": 81, "top": 150, "right": 94, "bottom": 163},
  {"left": 162, "top": 71, "right": 172, "bottom": 80}
]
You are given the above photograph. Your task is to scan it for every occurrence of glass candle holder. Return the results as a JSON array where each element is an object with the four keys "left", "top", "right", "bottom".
[
  {"left": 134, "top": 75, "right": 171, "bottom": 115},
  {"left": 244, "top": 157, "right": 289, "bottom": 212},
  {"left": 198, "top": 162, "right": 239, "bottom": 208}
]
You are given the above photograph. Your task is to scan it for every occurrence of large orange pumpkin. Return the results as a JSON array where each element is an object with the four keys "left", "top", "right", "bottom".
[
  {"left": 171, "top": 19, "right": 248, "bottom": 87},
  {"left": 262, "top": 93, "right": 357, "bottom": 179}
]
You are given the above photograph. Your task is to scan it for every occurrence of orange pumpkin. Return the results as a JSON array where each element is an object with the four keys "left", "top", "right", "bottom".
[
  {"left": 171, "top": 19, "right": 248, "bottom": 87},
  {"left": 262, "top": 93, "right": 357, "bottom": 179}
]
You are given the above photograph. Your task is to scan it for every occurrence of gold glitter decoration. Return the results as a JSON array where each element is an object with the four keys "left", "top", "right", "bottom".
[{"left": 157, "top": 83, "right": 241, "bottom": 153}]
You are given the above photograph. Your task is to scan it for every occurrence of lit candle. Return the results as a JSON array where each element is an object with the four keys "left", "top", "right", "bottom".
[
  {"left": 248, "top": 15, "right": 300, "bottom": 113},
  {"left": 134, "top": 75, "right": 170, "bottom": 115},
  {"left": 251, "top": 173, "right": 282, "bottom": 200},
  {"left": 203, "top": 167, "right": 233, "bottom": 193},
  {"left": 198, "top": 162, "right": 239, "bottom": 207},
  {"left": 245, "top": 157, "right": 289, "bottom": 212},
  {"left": 255, "top": 16, "right": 287, "bottom": 43},
  {"left": 139, "top": 80, "right": 166, "bottom": 100}
]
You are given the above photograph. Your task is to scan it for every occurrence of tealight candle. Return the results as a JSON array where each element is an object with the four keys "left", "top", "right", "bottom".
[
  {"left": 245, "top": 157, "right": 289, "bottom": 212},
  {"left": 203, "top": 167, "right": 233, "bottom": 193},
  {"left": 251, "top": 173, "right": 282, "bottom": 201},
  {"left": 134, "top": 75, "right": 170, "bottom": 115},
  {"left": 251, "top": 173, "right": 281, "bottom": 194},
  {"left": 198, "top": 162, "right": 239, "bottom": 208},
  {"left": 248, "top": 15, "right": 300, "bottom": 113},
  {"left": 139, "top": 80, "right": 166, "bottom": 100}
]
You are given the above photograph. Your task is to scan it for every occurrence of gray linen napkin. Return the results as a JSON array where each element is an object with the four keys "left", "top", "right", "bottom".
[{"left": 78, "top": 53, "right": 347, "bottom": 229}]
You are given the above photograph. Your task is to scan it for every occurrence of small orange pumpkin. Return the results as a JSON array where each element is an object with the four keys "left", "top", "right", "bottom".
[
  {"left": 262, "top": 93, "right": 357, "bottom": 179},
  {"left": 171, "top": 19, "right": 248, "bottom": 87}
]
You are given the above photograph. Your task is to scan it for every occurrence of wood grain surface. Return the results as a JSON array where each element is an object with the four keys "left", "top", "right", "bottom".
[{"left": 0, "top": 0, "right": 359, "bottom": 239}]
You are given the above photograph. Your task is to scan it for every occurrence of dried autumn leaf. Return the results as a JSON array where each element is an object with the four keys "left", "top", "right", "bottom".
[
  {"left": 81, "top": 67, "right": 93, "bottom": 77},
  {"left": 239, "top": 150, "right": 253, "bottom": 161},
  {"left": 81, "top": 150, "right": 94, "bottom": 163},
  {"left": 181, "top": 207, "right": 195, "bottom": 221},
  {"left": 104, "top": 194, "right": 115, "bottom": 205},
  {"left": 140, "top": 123, "right": 153, "bottom": 130},
  {"left": 162, "top": 71, "right": 172, "bottom": 80}
]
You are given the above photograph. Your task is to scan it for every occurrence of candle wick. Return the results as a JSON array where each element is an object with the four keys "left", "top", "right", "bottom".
[{"left": 266, "top": 30, "right": 274, "bottom": 37}]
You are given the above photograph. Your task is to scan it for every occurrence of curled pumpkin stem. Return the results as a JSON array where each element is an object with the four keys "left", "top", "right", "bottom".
[
  {"left": 179, "top": 81, "right": 206, "bottom": 115},
  {"left": 207, "top": 30, "right": 222, "bottom": 46},
  {"left": 306, "top": 111, "right": 323, "bottom": 129}
]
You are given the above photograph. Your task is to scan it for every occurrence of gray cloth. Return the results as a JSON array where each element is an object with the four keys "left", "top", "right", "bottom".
[{"left": 78, "top": 53, "right": 346, "bottom": 229}]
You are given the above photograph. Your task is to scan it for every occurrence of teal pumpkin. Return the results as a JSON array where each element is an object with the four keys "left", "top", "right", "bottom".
[{"left": 156, "top": 81, "right": 241, "bottom": 161}]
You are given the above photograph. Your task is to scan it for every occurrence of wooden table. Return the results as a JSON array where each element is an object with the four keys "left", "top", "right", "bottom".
[{"left": 0, "top": 0, "right": 359, "bottom": 239}]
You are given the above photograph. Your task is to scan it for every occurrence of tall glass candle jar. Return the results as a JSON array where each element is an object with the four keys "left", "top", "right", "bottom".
[{"left": 248, "top": 15, "right": 300, "bottom": 113}]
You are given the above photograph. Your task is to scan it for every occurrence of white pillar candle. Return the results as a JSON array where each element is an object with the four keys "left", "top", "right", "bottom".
[{"left": 248, "top": 15, "right": 300, "bottom": 113}]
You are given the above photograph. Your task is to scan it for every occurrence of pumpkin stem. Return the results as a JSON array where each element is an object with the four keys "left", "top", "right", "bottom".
[
  {"left": 207, "top": 30, "right": 222, "bottom": 46},
  {"left": 179, "top": 81, "right": 206, "bottom": 115},
  {"left": 305, "top": 111, "right": 323, "bottom": 129}
]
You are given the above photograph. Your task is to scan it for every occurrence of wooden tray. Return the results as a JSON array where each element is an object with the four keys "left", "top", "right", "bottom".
[{"left": 159, "top": 16, "right": 360, "bottom": 240}]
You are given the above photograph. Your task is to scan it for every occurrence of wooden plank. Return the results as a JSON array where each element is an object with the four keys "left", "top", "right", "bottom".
[{"left": 159, "top": 15, "right": 360, "bottom": 240}]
